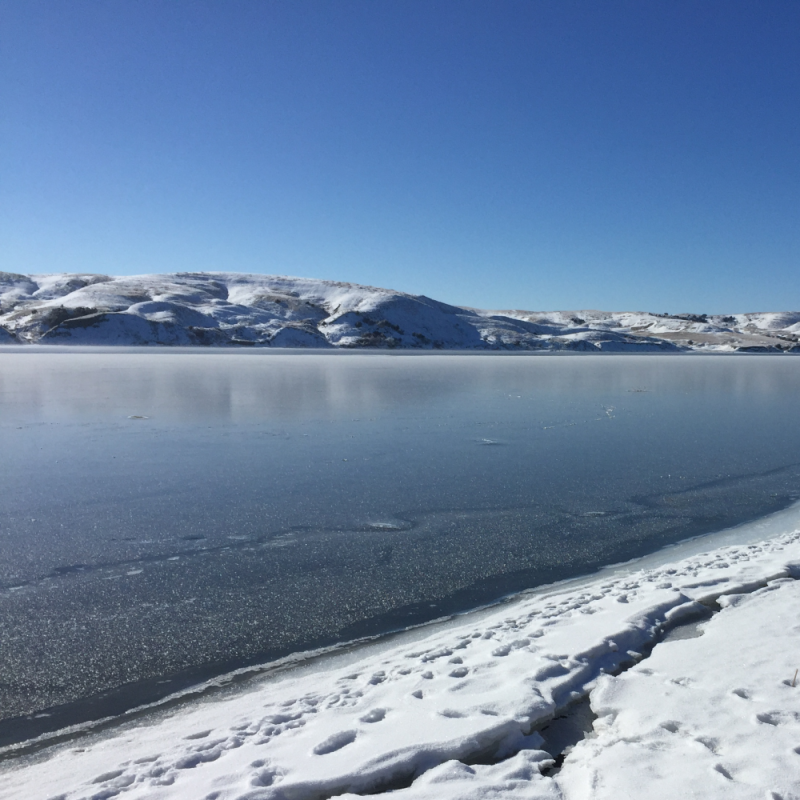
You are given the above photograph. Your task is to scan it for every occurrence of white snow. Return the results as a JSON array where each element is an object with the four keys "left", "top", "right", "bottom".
[
  {"left": 3, "top": 507, "right": 800, "bottom": 800},
  {"left": 559, "top": 578, "right": 800, "bottom": 799},
  {"left": 2, "top": 271, "right": 797, "bottom": 351}
]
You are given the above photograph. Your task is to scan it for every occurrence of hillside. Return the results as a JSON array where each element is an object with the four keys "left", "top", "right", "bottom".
[{"left": 1, "top": 272, "right": 798, "bottom": 351}]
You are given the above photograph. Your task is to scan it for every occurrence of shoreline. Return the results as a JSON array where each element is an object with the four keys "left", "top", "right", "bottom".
[
  {"left": 3, "top": 353, "right": 799, "bottom": 754},
  {"left": 3, "top": 500, "right": 800, "bottom": 782},
  {"left": 4, "top": 516, "right": 800, "bottom": 798},
  {"left": 1, "top": 344, "right": 798, "bottom": 355}
]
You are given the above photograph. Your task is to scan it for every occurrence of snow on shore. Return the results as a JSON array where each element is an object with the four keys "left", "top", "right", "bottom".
[
  {"left": 1, "top": 271, "right": 798, "bottom": 351},
  {"left": 3, "top": 512, "right": 800, "bottom": 800},
  {"left": 558, "top": 577, "right": 800, "bottom": 799}
]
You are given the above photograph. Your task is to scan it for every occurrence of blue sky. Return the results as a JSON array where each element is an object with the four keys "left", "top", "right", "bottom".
[{"left": 1, "top": 0, "right": 798, "bottom": 312}]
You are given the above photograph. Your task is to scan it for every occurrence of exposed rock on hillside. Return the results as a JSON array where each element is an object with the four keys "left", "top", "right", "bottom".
[{"left": 1, "top": 272, "right": 797, "bottom": 351}]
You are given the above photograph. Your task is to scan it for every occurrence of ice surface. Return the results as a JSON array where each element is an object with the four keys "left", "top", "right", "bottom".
[
  {"left": 4, "top": 352, "right": 800, "bottom": 738},
  {"left": 3, "top": 513, "right": 800, "bottom": 799},
  {"left": 2, "top": 271, "right": 798, "bottom": 350},
  {"left": 4, "top": 351, "right": 800, "bottom": 797}
]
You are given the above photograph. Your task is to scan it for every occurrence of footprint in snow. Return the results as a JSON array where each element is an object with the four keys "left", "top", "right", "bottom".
[
  {"left": 184, "top": 729, "right": 212, "bottom": 740},
  {"left": 695, "top": 736, "right": 720, "bottom": 754},
  {"left": 313, "top": 730, "right": 357, "bottom": 755},
  {"left": 92, "top": 770, "right": 124, "bottom": 784},
  {"left": 712, "top": 763, "right": 734, "bottom": 780},
  {"left": 251, "top": 768, "right": 280, "bottom": 787},
  {"left": 359, "top": 708, "right": 386, "bottom": 723},
  {"left": 660, "top": 721, "right": 680, "bottom": 733},
  {"left": 756, "top": 711, "right": 799, "bottom": 726}
]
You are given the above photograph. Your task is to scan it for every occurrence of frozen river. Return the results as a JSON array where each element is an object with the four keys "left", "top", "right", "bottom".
[{"left": 1, "top": 350, "right": 799, "bottom": 745}]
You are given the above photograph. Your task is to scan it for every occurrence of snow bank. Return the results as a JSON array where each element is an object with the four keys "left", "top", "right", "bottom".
[
  {"left": 3, "top": 509, "right": 800, "bottom": 800},
  {"left": 559, "top": 577, "right": 800, "bottom": 799},
  {"left": 2, "top": 271, "right": 797, "bottom": 350}
]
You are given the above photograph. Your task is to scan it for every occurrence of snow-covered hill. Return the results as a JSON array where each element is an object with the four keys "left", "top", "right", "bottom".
[{"left": 0, "top": 272, "right": 798, "bottom": 351}]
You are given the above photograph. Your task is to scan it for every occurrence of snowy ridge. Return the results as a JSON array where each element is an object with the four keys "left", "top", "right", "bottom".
[
  {"left": 1, "top": 271, "right": 797, "bottom": 351},
  {"left": 4, "top": 521, "right": 800, "bottom": 799}
]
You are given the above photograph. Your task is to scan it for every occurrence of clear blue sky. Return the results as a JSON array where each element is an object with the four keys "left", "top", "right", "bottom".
[{"left": 1, "top": 0, "right": 798, "bottom": 312}]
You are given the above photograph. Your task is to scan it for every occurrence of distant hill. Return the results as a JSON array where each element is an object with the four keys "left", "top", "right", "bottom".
[{"left": 1, "top": 272, "right": 798, "bottom": 351}]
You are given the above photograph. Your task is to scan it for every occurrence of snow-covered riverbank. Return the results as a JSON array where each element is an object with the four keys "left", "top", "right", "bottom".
[{"left": 3, "top": 507, "right": 800, "bottom": 800}]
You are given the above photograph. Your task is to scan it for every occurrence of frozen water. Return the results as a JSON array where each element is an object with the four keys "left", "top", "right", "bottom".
[{"left": 1, "top": 351, "right": 800, "bottom": 743}]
